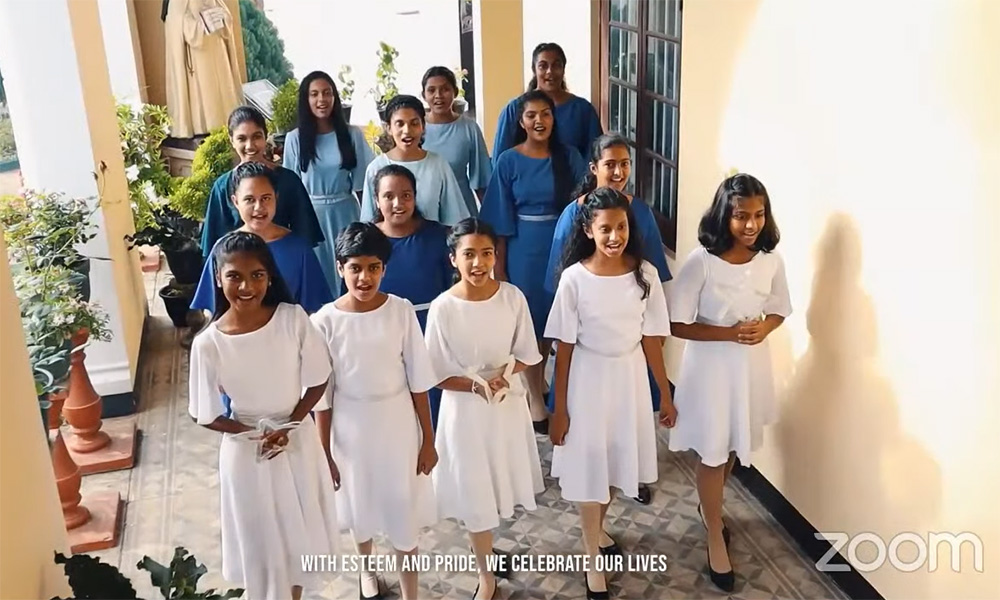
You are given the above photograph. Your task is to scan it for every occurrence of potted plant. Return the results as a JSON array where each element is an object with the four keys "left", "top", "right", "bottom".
[
  {"left": 452, "top": 66, "right": 469, "bottom": 114},
  {"left": 269, "top": 78, "right": 299, "bottom": 146},
  {"left": 337, "top": 64, "right": 355, "bottom": 123},
  {"left": 368, "top": 41, "right": 400, "bottom": 122}
]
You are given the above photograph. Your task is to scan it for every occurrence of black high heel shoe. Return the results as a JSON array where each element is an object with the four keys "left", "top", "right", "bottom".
[
  {"left": 471, "top": 575, "right": 499, "bottom": 600},
  {"left": 532, "top": 418, "right": 549, "bottom": 435},
  {"left": 584, "top": 571, "right": 610, "bottom": 600},
  {"left": 632, "top": 484, "right": 652, "bottom": 505},
  {"left": 706, "top": 544, "right": 735, "bottom": 593},
  {"left": 598, "top": 532, "right": 623, "bottom": 556},
  {"left": 698, "top": 503, "right": 731, "bottom": 547}
]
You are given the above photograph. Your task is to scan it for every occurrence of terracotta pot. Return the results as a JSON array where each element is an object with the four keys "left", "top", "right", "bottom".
[
  {"left": 62, "top": 328, "right": 111, "bottom": 453},
  {"left": 48, "top": 388, "right": 68, "bottom": 430},
  {"left": 50, "top": 429, "right": 91, "bottom": 530}
]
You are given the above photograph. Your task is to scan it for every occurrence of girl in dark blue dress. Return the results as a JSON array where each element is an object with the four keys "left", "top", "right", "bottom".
[{"left": 481, "top": 90, "right": 587, "bottom": 432}]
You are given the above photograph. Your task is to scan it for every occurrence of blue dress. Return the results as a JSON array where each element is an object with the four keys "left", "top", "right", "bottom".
[
  {"left": 544, "top": 196, "right": 674, "bottom": 412},
  {"left": 480, "top": 147, "right": 587, "bottom": 339},
  {"left": 360, "top": 152, "right": 470, "bottom": 226},
  {"left": 200, "top": 166, "right": 324, "bottom": 258},
  {"left": 492, "top": 95, "right": 602, "bottom": 166},
  {"left": 423, "top": 116, "right": 492, "bottom": 217},
  {"left": 282, "top": 126, "right": 374, "bottom": 296},
  {"left": 378, "top": 219, "right": 453, "bottom": 429}
]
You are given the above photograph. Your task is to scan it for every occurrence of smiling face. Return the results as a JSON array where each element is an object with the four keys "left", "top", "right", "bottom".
[
  {"left": 729, "top": 195, "right": 766, "bottom": 249},
  {"left": 423, "top": 75, "right": 456, "bottom": 118},
  {"left": 337, "top": 256, "right": 384, "bottom": 303},
  {"left": 216, "top": 252, "right": 269, "bottom": 313},
  {"left": 592, "top": 145, "right": 632, "bottom": 192},
  {"left": 308, "top": 78, "right": 336, "bottom": 121},
  {"left": 519, "top": 100, "right": 554, "bottom": 144},
  {"left": 533, "top": 50, "right": 566, "bottom": 94},
  {"left": 451, "top": 233, "right": 496, "bottom": 287},
  {"left": 376, "top": 174, "right": 416, "bottom": 226},
  {"left": 231, "top": 175, "right": 276, "bottom": 235},
  {"left": 586, "top": 207, "right": 630, "bottom": 258},
  {"left": 388, "top": 107, "right": 424, "bottom": 152},
  {"left": 230, "top": 121, "right": 267, "bottom": 164}
]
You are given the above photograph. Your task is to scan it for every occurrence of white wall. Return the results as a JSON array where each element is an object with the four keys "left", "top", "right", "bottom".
[
  {"left": 98, "top": 0, "right": 143, "bottom": 105},
  {"left": 521, "top": 0, "right": 595, "bottom": 102}
]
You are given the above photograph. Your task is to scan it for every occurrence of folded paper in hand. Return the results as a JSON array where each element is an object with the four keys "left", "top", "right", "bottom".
[
  {"left": 200, "top": 7, "right": 228, "bottom": 35},
  {"left": 466, "top": 357, "right": 516, "bottom": 404},
  {"left": 231, "top": 417, "right": 303, "bottom": 462}
]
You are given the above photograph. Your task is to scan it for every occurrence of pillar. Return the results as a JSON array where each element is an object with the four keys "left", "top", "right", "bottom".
[
  {"left": 0, "top": 231, "right": 71, "bottom": 599},
  {"left": 98, "top": 0, "right": 148, "bottom": 106},
  {"left": 0, "top": 0, "right": 147, "bottom": 411},
  {"left": 472, "top": 0, "right": 524, "bottom": 151}
]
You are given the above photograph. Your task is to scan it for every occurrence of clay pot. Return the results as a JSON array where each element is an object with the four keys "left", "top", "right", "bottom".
[{"left": 62, "top": 328, "right": 111, "bottom": 453}]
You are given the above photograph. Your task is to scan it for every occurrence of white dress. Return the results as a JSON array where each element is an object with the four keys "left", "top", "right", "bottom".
[
  {"left": 188, "top": 303, "right": 339, "bottom": 599},
  {"left": 311, "top": 295, "right": 439, "bottom": 551},
  {"left": 666, "top": 247, "right": 793, "bottom": 467},
  {"left": 425, "top": 283, "right": 545, "bottom": 533},
  {"left": 544, "top": 261, "right": 671, "bottom": 503}
]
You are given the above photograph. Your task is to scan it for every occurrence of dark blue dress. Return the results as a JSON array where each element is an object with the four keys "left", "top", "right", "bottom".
[
  {"left": 200, "top": 166, "right": 325, "bottom": 258},
  {"left": 544, "top": 197, "right": 674, "bottom": 411},
  {"left": 481, "top": 148, "right": 587, "bottom": 340},
  {"left": 379, "top": 220, "right": 453, "bottom": 427},
  {"left": 491, "top": 95, "right": 602, "bottom": 166}
]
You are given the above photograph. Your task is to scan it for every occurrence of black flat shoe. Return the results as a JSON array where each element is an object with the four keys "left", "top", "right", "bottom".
[
  {"left": 584, "top": 571, "right": 610, "bottom": 600},
  {"left": 632, "top": 485, "right": 652, "bottom": 505},
  {"left": 532, "top": 418, "right": 549, "bottom": 435},
  {"left": 698, "top": 503, "right": 731, "bottom": 547},
  {"left": 706, "top": 546, "right": 735, "bottom": 593},
  {"left": 359, "top": 574, "right": 383, "bottom": 600}
]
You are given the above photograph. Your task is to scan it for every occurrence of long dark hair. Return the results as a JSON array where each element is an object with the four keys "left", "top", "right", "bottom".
[
  {"left": 512, "top": 90, "right": 574, "bottom": 210},
  {"left": 446, "top": 218, "right": 498, "bottom": 284},
  {"left": 571, "top": 133, "right": 631, "bottom": 199},
  {"left": 211, "top": 231, "right": 293, "bottom": 321},
  {"left": 698, "top": 173, "right": 780, "bottom": 255},
  {"left": 559, "top": 187, "right": 650, "bottom": 299},
  {"left": 527, "top": 42, "right": 569, "bottom": 91},
  {"left": 371, "top": 164, "right": 424, "bottom": 224},
  {"left": 296, "top": 71, "right": 357, "bottom": 173}
]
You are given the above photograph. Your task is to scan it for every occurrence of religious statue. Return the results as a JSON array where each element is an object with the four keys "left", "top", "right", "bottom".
[{"left": 163, "top": 0, "right": 242, "bottom": 138}]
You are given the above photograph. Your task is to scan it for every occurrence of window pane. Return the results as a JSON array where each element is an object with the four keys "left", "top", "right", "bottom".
[
  {"left": 641, "top": 157, "right": 677, "bottom": 221},
  {"left": 609, "top": 27, "right": 638, "bottom": 85},
  {"left": 609, "top": 0, "right": 638, "bottom": 26},
  {"left": 645, "top": 99, "right": 678, "bottom": 161},
  {"left": 608, "top": 83, "right": 638, "bottom": 142},
  {"left": 648, "top": 0, "right": 681, "bottom": 37},
  {"left": 645, "top": 37, "right": 679, "bottom": 101}
]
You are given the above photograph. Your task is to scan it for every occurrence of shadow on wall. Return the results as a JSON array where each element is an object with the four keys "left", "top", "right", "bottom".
[{"left": 775, "top": 213, "right": 942, "bottom": 598}]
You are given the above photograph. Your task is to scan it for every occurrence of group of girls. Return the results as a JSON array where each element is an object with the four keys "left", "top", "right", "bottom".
[{"left": 187, "top": 41, "right": 792, "bottom": 600}]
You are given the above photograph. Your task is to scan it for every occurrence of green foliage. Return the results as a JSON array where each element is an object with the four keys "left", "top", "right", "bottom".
[
  {"left": 337, "top": 64, "right": 355, "bottom": 104},
  {"left": 138, "top": 547, "right": 243, "bottom": 600},
  {"left": 239, "top": 0, "right": 293, "bottom": 85},
  {"left": 117, "top": 103, "right": 177, "bottom": 231},
  {"left": 169, "top": 128, "right": 234, "bottom": 222},
  {"left": 0, "top": 115, "right": 15, "bottom": 161},
  {"left": 368, "top": 41, "right": 400, "bottom": 111},
  {"left": 270, "top": 78, "right": 299, "bottom": 134},
  {"left": 0, "top": 189, "right": 97, "bottom": 268}
]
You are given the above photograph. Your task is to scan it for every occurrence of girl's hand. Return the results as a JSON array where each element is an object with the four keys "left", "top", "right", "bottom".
[
  {"left": 487, "top": 376, "right": 509, "bottom": 395},
  {"left": 259, "top": 429, "right": 290, "bottom": 458},
  {"left": 737, "top": 320, "right": 768, "bottom": 345},
  {"left": 327, "top": 455, "right": 342, "bottom": 491},
  {"left": 550, "top": 411, "right": 570, "bottom": 446},
  {"left": 471, "top": 380, "right": 491, "bottom": 401},
  {"left": 417, "top": 441, "right": 438, "bottom": 475},
  {"left": 659, "top": 401, "right": 678, "bottom": 428}
]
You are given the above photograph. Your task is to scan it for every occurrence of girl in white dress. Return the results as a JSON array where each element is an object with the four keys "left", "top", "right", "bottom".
[
  {"left": 545, "top": 188, "right": 675, "bottom": 599},
  {"left": 188, "top": 231, "right": 340, "bottom": 600},
  {"left": 424, "top": 218, "right": 544, "bottom": 600},
  {"left": 311, "top": 222, "right": 438, "bottom": 600},
  {"left": 667, "top": 174, "right": 791, "bottom": 592}
]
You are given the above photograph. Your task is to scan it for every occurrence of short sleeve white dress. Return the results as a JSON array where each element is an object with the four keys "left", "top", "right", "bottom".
[
  {"left": 187, "top": 303, "right": 340, "bottom": 598},
  {"left": 666, "top": 247, "right": 793, "bottom": 467},
  {"left": 424, "top": 282, "right": 545, "bottom": 533},
  {"left": 311, "top": 294, "right": 439, "bottom": 551},
  {"left": 544, "top": 261, "right": 671, "bottom": 503}
]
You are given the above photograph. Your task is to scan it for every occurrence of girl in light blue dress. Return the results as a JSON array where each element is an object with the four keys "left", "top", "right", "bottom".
[
  {"left": 481, "top": 90, "right": 587, "bottom": 431},
  {"left": 492, "top": 42, "right": 603, "bottom": 164},
  {"left": 283, "top": 70, "right": 374, "bottom": 296},
  {"left": 360, "top": 95, "right": 470, "bottom": 227},
  {"left": 420, "top": 66, "right": 492, "bottom": 217}
]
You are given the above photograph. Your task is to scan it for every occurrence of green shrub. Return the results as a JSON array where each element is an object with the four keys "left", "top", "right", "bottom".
[
  {"left": 0, "top": 116, "right": 16, "bottom": 161},
  {"left": 270, "top": 78, "right": 299, "bottom": 134},
  {"left": 169, "top": 128, "right": 234, "bottom": 221},
  {"left": 117, "top": 103, "right": 176, "bottom": 231}
]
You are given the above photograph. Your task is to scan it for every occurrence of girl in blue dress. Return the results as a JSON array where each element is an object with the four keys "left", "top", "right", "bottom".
[
  {"left": 373, "top": 164, "right": 452, "bottom": 428},
  {"left": 283, "top": 71, "right": 374, "bottom": 296},
  {"left": 481, "top": 90, "right": 587, "bottom": 431},
  {"left": 360, "top": 95, "right": 470, "bottom": 227},
  {"left": 201, "top": 106, "right": 324, "bottom": 259},
  {"left": 492, "top": 42, "right": 603, "bottom": 164},
  {"left": 545, "top": 132, "right": 674, "bottom": 505},
  {"left": 420, "top": 66, "right": 492, "bottom": 217}
]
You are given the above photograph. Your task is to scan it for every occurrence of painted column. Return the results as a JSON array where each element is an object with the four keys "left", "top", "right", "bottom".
[
  {"left": 98, "top": 0, "right": 148, "bottom": 106},
  {"left": 472, "top": 0, "right": 524, "bottom": 150}
]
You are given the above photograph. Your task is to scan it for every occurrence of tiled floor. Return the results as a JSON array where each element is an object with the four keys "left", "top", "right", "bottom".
[{"left": 82, "top": 269, "right": 847, "bottom": 599}]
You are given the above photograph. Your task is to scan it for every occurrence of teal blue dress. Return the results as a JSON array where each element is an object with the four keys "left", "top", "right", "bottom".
[
  {"left": 282, "top": 126, "right": 374, "bottom": 295},
  {"left": 200, "top": 166, "right": 324, "bottom": 258},
  {"left": 480, "top": 147, "right": 587, "bottom": 339},
  {"left": 423, "top": 116, "right": 492, "bottom": 217},
  {"left": 492, "top": 95, "right": 602, "bottom": 166},
  {"left": 359, "top": 152, "right": 470, "bottom": 226}
]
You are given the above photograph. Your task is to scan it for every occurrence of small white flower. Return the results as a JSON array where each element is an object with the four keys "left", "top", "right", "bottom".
[{"left": 125, "top": 165, "right": 140, "bottom": 182}]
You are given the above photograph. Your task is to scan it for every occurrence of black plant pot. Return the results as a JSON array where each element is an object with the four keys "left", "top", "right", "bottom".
[
  {"left": 343, "top": 104, "right": 353, "bottom": 123},
  {"left": 68, "top": 257, "right": 91, "bottom": 302},
  {"left": 163, "top": 248, "right": 204, "bottom": 286},
  {"left": 159, "top": 284, "right": 195, "bottom": 328}
]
